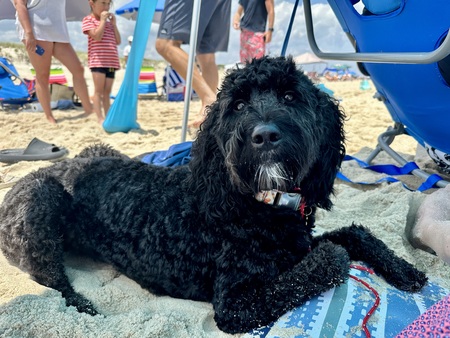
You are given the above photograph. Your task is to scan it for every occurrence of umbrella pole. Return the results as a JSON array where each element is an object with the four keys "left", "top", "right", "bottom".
[{"left": 180, "top": 0, "right": 201, "bottom": 142}]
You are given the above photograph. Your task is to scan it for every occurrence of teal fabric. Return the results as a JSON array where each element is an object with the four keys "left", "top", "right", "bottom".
[{"left": 103, "top": 0, "right": 157, "bottom": 133}]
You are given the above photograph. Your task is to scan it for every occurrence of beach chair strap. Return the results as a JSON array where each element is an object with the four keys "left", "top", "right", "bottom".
[{"left": 337, "top": 155, "right": 443, "bottom": 192}]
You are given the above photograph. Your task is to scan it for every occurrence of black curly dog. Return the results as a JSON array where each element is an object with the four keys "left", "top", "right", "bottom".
[{"left": 0, "top": 56, "right": 426, "bottom": 334}]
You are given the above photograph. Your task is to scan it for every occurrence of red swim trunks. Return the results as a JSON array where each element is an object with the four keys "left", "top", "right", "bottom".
[{"left": 240, "top": 28, "right": 266, "bottom": 63}]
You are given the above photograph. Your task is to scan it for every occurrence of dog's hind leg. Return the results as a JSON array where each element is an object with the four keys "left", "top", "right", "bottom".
[
  {"left": 0, "top": 174, "right": 97, "bottom": 315},
  {"left": 316, "top": 223, "right": 428, "bottom": 292}
]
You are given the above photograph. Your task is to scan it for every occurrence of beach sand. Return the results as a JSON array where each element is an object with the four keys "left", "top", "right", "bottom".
[{"left": 1, "top": 55, "right": 449, "bottom": 337}]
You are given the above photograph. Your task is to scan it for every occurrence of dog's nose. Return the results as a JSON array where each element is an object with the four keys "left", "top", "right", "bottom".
[{"left": 251, "top": 124, "right": 282, "bottom": 148}]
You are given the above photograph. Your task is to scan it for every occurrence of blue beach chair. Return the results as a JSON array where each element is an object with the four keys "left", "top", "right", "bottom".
[
  {"left": 303, "top": 0, "right": 450, "bottom": 188},
  {"left": 0, "top": 57, "right": 36, "bottom": 109}
]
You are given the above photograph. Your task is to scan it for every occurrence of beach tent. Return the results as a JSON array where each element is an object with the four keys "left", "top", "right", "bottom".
[
  {"left": 294, "top": 52, "right": 327, "bottom": 65},
  {"left": 0, "top": 0, "right": 90, "bottom": 21},
  {"left": 294, "top": 52, "right": 328, "bottom": 76}
]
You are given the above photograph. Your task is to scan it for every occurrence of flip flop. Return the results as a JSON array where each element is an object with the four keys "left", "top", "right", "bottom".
[{"left": 0, "top": 138, "right": 69, "bottom": 164}]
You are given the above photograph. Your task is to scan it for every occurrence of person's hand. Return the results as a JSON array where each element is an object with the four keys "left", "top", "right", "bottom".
[
  {"left": 109, "top": 13, "right": 116, "bottom": 25},
  {"left": 24, "top": 32, "right": 37, "bottom": 54},
  {"left": 100, "top": 11, "right": 110, "bottom": 22},
  {"left": 232, "top": 12, "right": 241, "bottom": 30}
]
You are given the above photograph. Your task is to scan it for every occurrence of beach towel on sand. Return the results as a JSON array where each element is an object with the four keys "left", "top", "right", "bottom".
[
  {"left": 244, "top": 265, "right": 448, "bottom": 338},
  {"left": 138, "top": 141, "right": 192, "bottom": 167}
]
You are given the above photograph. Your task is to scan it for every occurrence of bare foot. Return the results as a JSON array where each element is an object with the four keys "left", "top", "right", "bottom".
[
  {"left": 46, "top": 115, "right": 57, "bottom": 124},
  {"left": 188, "top": 102, "right": 210, "bottom": 128},
  {"left": 411, "top": 185, "right": 450, "bottom": 264},
  {"left": 188, "top": 117, "right": 204, "bottom": 129},
  {"left": 81, "top": 111, "right": 104, "bottom": 124}
]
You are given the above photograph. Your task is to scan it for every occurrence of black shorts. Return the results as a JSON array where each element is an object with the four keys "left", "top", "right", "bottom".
[
  {"left": 90, "top": 67, "right": 116, "bottom": 79},
  {"left": 157, "top": 0, "right": 231, "bottom": 54}
]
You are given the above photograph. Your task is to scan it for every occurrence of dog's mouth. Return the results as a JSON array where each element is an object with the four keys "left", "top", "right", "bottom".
[{"left": 254, "top": 163, "right": 296, "bottom": 192}]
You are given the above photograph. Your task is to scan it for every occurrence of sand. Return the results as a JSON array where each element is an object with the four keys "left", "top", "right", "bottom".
[{"left": 1, "top": 53, "right": 449, "bottom": 337}]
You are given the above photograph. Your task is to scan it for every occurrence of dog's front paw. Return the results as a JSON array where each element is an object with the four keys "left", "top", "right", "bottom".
[
  {"left": 385, "top": 260, "right": 428, "bottom": 292},
  {"left": 278, "top": 241, "right": 350, "bottom": 301},
  {"left": 297, "top": 240, "right": 350, "bottom": 289}
]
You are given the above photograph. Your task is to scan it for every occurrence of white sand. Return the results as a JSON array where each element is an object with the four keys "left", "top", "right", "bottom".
[{"left": 0, "top": 53, "right": 449, "bottom": 337}]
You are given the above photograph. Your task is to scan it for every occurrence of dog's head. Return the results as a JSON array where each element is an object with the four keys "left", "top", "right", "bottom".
[{"left": 189, "top": 56, "right": 345, "bottom": 212}]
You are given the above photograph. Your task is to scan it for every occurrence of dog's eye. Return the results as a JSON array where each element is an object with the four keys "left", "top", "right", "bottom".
[
  {"left": 284, "top": 92, "right": 295, "bottom": 102},
  {"left": 234, "top": 100, "right": 245, "bottom": 111}
]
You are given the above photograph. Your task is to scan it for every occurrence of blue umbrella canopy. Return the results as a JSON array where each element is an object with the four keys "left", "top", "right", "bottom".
[{"left": 115, "top": 0, "right": 165, "bottom": 23}]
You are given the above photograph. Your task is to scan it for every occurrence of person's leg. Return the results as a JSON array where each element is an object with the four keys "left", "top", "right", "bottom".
[
  {"left": 196, "top": 53, "right": 218, "bottom": 94},
  {"left": 103, "top": 75, "right": 114, "bottom": 116},
  {"left": 155, "top": 38, "right": 216, "bottom": 127},
  {"left": 91, "top": 70, "right": 107, "bottom": 123},
  {"left": 52, "top": 42, "right": 93, "bottom": 116},
  {"left": 27, "top": 40, "right": 55, "bottom": 124},
  {"left": 192, "top": 52, "right": 219, "bottom": 127},
  {"left": 409, "top": 184, "right": 450, "bottom": 265}
]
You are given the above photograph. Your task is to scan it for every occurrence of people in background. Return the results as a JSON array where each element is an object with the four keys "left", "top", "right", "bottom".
[
  {"left": 82, "top": 0, "right": 121, "bottom": 123},
  {"left": 123, "top": 35, "right": 133, "bottom": 68},
  {"left": 12, "top": 0, "right": 94, "bottom": 124},
  {"left": 233, "top": 0, "right": 275, "bottom": 63},
  {"left": 155, "top": 0, "right": 232, "bottom": 129}
]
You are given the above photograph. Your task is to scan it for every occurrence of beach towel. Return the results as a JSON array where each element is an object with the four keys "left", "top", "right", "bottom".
[
  {"left": 139, "top": 141, "right": 192, "bottom": 167},
  {"left": 245, "top": 265, "right": 449, "bottom": 338}
]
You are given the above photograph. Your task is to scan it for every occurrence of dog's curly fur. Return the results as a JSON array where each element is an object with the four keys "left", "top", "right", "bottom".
[{"left": 0, "top": 56, "right": 427, "bottom": 334}]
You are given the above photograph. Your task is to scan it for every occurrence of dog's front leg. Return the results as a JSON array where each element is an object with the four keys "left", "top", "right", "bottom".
[
  {"left": 212, "top": 241, "right": 349, "bottom": 334},
  {"left": 316, "top": 223, "right": 427, "bottom": 292}
]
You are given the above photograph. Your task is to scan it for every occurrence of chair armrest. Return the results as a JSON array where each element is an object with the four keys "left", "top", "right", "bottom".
[{"left": 303, "top": 0, "right": 450, "bottom": 64}]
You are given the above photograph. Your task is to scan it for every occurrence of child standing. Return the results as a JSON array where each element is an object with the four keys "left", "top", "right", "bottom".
[{"left": 82, "top": 0, "right": 121, "bottom": 123}]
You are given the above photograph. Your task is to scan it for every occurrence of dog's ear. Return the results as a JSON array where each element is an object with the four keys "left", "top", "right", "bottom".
[
  {"left": 301, "top": 91, "right": 346, "bottom": 210},
  {"left": 188, "top": 99, "right": 238, "bottom": 220}
]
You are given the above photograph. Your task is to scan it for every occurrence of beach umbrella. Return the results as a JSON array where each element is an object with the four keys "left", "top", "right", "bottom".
[
  {"left": 115, "top": 0, "right": 165, "bottom": 23},
  {"left": 333, "top": 64, "right": 352, "bottom": 70},
  {"left": 0, "top": 0, "right": 90, "bottom": 21},
  {"left": 294, "top": 52, "right": 326, "bottom": 65}
]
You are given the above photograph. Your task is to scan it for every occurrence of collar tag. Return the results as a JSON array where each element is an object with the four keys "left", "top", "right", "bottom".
[{"left": 255, "top": 190, "right": 302, "bottom": 211}]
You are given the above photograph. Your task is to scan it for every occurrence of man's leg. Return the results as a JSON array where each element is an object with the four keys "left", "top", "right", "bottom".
[
  {"left": 155, "top": 38, "right": 216, "bottom": 127},
  {"left": 196, "top": 52, "right": 219, "bottom": 94}
]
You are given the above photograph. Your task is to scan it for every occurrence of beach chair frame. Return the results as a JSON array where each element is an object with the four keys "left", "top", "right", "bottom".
[
  {"left": 302, "top": 0, "right": 450, "bottom": 188},
  {"left": 0, "top": 57, "right": 36, "bottom": 109}
]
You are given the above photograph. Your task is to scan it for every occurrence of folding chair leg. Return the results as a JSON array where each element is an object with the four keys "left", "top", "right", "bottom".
[
  {"left": 365, "top": 123, "right": 449, "bottom": 188},
  {"left": 365, "top": 124, "right": 399, "bottom": 164}
]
